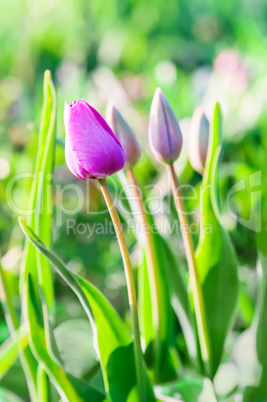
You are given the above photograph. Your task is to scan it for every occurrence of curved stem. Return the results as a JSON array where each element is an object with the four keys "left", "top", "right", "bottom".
[
  {"left": 126, "top": 168, "right": 165, "bottom": 382},
  {"left": 167, "top": 164, "right": 210, "bottom": 368},
  {"left": 98, "top": 178, "right": 146, "bottom": 401}
]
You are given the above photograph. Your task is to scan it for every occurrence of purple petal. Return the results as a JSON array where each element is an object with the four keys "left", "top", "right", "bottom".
[
  {"left": 65, "top": 135, "right": 92, "bottom": 180},
  {"left": 64, "top": 100, "right": 125, "bottom": 179},
  {"left": 106, "top": 103, "right": 141, "bottom": 167},
  {"left": 149, "top": 88, "right": 182, "bottom": 165}
]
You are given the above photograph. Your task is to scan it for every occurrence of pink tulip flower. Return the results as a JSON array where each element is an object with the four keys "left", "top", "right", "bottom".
[{"left": 64, "top": 99, "right": 125, "bottom": 180}]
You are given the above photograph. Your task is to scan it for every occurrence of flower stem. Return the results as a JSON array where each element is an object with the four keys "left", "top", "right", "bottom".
[
  {"left": 167, "top": 164, "right": 210, "bottom": 367},
  {"left": 98, "top": 178, "right": 146, "bottom": 401},
  {"left": 126, "top": 167, "right": 165, "bottom": 382}
]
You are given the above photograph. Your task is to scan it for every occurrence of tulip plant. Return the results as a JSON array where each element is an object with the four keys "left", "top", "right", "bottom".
[{"left": 0, "top": 70, "right": 266, "bottom": 402}]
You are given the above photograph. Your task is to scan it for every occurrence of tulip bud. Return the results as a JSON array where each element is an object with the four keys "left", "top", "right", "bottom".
[
  {"left": 188, "top": 106, "right": 209, "bottom": 175},
  {"left": 64, "top": 100, "right": 125, "bottom": 180},
  {"left": 106, "top": 103, "right": 141, "bottom": 167},
  {"left": 149, "top": 88, "right": 183, "bottom": 165}
]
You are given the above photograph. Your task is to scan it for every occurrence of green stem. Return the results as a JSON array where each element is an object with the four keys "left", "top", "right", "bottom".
[
  {"left": 0, "top": 263, "right": 38, "bottom": 401},
  {"left": 126, "top": 168, "right": 164, "bottom": 382},
  {"left": 99, "top": 178, "right": 146, "bottom": 402},
  {"left": 167, "top": 164, "right": 210, "bottom": 368}
]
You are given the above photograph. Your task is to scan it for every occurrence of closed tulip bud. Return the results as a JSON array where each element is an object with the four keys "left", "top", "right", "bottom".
[
  {"left": 106, "top": 103, "right": 141, "bottom": 167},
  {"left": 64, "top": 100, "right": 125, "bottom": 180},
  {"left": 149, "top": 88, "right": 183, "bottom": 165},
  {"left": 188, "top": 106, "right": 209, "bottom": 175}
]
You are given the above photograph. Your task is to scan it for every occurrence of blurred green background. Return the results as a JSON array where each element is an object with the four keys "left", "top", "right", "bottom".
[{"left": 1, "top": 0, "right": 267, "bottom": 363}]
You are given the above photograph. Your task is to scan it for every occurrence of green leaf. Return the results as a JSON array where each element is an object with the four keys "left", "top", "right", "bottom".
[
  {"left": 213, "top": 362, "right": 238, "bottom": 398},
  {"left": 2, "top": 70, "right": 56, "bottom": 401},
  {"left": 54, "top": 319, "right": 97, "bottom": 379},
  {"left": 139, "top": 226, "right": 181, "bottom": 383},
  {"left": 139, "top": 220, "right": 173, "bottom": 343},
  {"left": 247, "top": 142, "right": 267, "bottom": 399},
  {"left": 106, "top": 342, "right": 156, "bottom": 402},
  {"left": 142, "top": 219, "right": 175, "bottom": 381},
  {"left": 79, "top": 277, "right": 155, "bottom": 401},
  {"left": 233, "top": 327, "right": 260, "bottom": 391},
  {"left": 240, "top": 253, "right": 267, "bottom": 400},
  {"left": 0, "top": 265, "right": 38, "bottom": 398},
  {"left": 17, "top": 70, "right": 57, "bottom": 400},
  {"left": 154, "top": 375, "right": 216, "bottom": 402},
  {"left": 0, "top": 388, "right": 24, "bottom": 402},
  {"left": 78, "top": 278, "right": 132, "bottom": 370},
  {"left": 19, "top": 217, "right": 155, "bottom": 401},
  {"left": 0, "top": 327, "right": 28, "bottom": 379},
  {"left": 195, "top": 103, "right": 239, "bottom": 377},
  {"left": 0, "top": 264, "right": 20, "bottom": 333},
  {"left": 106, "top": 343, "right": 138, "bottom": 402},
  {"left": 26, "top": 274, "right": 105, "bottom": 402},
  {"left": 20, "top": 69, "right": 56, "bottom": 316},
  {"left": 37, "top": 364, "right": 49, "bottom": 402},
  {"left": 161, "top": 239, "right": 198, "bottom": 365},
  {"left": 0, "top": 365, "right": 29, "bottom": 398},
  {"left": 118, "top": 171, "right": 174, "bottom": 382},
  {"left": 139, "top": 250, "right": 155, "bottom": 348}
]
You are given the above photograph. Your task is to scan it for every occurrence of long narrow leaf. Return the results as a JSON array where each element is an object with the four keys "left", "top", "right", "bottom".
[
  {"left": 162, "top": 239, "right": 198, "bottom": 365},
  {"left": 20, "top": 69, "right": 56, "bottom": 316},
  {"left": 17, "top": 69, "right": 57, "bottom": 400},
  {"left": 0, "top": 326, "right": 28, "bottom": 379},
  {"left": 26, "top": 274, "right": 105, "bottom": 402},
  {"left": 154, "top": 375, "right": 216, "bottom": 402},
  {"left": 195, "top": 103, "right": 239, "bottom": 377},
  {"left": 37, "top": 364, "right": 49, "bottom": 402},
  {"left": 117, "top": 171, "right": 175, "bottom": 382},
  {"left": 239, "top": 253, "right": 267, "bottom": 400},
  {"left": 0, "top": 388, "right": 24, "bottom": 402},
  {"left": 19, "top": 217, "right": 155, "bottom": 401},
  {"left": 0, "top": 263, "right": 38, "bottom": 400},
  {"left": 139, "top": 218, "right": 177, "bottom": 382}
]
